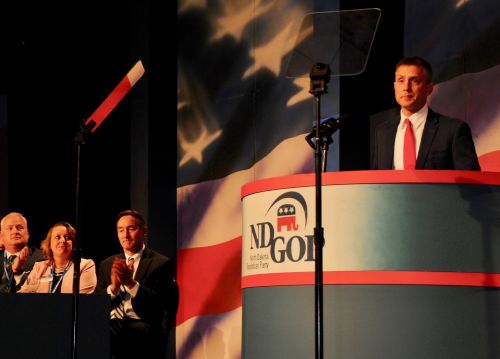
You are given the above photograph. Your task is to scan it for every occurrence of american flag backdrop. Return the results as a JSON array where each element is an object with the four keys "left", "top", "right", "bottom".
[
  {"left": 176, "top": 0, "right": 339, "bottom": 357},
  {"left": 177, "top": 0, "right": 500, "bottom": 358},
  {"left": 405, "top": 0, "right": 500, "bottom": 171}
]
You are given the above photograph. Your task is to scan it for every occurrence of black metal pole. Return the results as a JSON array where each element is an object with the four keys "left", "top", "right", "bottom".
[
  {"left": 71, "top": 123, "right": 89, "bottom": 359},
  {"left": 308, "top": 62, "right": 330, "bottom": 359},
  {"left": 313, "top": 94, "right": 324, "bottom": 359}
]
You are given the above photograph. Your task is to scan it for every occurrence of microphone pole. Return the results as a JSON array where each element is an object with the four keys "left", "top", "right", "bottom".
[
  {"left": 308, "top": 62, "right": 330, "bottom": 359},
  {"left": 71, "top": 121, "right": 93, "bottom": 359},
  {"left": 307, "top": 65, "right": 347, "bottom": 359},
  {"left": 69, "top": 60, "right": 145, "bottom": 359}
]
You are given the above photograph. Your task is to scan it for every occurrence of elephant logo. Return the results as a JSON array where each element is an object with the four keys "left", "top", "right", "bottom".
[
  {"left": 265, "top": 191, "right": 308, "bottom": 234},
  {"left": 277, "top": 204, "right": 299, "bottom": 232}
]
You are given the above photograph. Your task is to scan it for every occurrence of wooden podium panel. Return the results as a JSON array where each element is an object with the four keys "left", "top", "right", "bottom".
[
  {"left": 0, "top": 294, "right": 110, "bottom": 359},
  {"left": 241, "top": 170, "right": 500, "bottom": 359}
]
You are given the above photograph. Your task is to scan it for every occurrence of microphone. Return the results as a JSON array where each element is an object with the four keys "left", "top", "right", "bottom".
[
  {"left": 305, "top": 114, "right": 349, "bottom": 149},
  {"left": 317, "top": 113, "right": 348, "bottom": 136}
]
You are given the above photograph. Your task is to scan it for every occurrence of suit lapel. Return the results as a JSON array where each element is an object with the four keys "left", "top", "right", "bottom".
[
  {"left": 62, "top": 262, "right": 74, "bottom": 293},
  {"left": 416, "top": 110, "right": 439, "bottom": 168},
  {"left": 0, "top": 250, "right": 4, "bottom": 274},
  {"left": 135, "top": 249, "right": 152, "bottom": 282},
  {"left": 24, "top": 247, "right": 34, "bottom": 270},
  {"left": 379, "top": 116, "right": 399, "bottom": 169}
]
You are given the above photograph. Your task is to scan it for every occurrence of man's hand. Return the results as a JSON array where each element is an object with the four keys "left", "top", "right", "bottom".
[
  {"left": 12, "top": 246, "right": 28, "bottom": 274},
  {"left": 110, "top": 265, "right": 122, "bottom": 295},
  {"left": 111, "top": 258, "right": 135, "bottom": 292}
]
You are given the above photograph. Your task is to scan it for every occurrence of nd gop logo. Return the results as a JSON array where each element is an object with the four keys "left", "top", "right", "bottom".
[{"left": 249, "top": 191, "right": 315, "bottom": 263}]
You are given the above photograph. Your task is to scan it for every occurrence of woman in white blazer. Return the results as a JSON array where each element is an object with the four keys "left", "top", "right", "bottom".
[{"left": 19, "top": 222, "right": 96, "bottom": 293}]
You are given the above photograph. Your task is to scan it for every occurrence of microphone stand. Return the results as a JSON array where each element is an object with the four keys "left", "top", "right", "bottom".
[
  {"left": 71, "top": 120, "right": 94, "bottom": 359},
  {"left": 308, "top": 62, "right": 331, "bottom": 359},
  {"left": 65, "top": 61, "right": 144, "bottom": 359}
]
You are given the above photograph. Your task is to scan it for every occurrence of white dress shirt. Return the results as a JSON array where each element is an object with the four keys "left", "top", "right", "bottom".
[
  {"left": 4, "top": 249, "right": 25, "bottom": 284},
  {"left": 108, "top": 246, "right": 144, "bottom": 320}
]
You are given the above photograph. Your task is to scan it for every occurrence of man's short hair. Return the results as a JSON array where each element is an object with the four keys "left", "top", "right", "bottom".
[
  {"left": 116, "top": 210, "right": 146, "bottom": 228},
  {"left": 0, "top": 212, "right": 28, "bottom": 230},
  {"left": 396, "top": 56, "right": 433, "bottom": 83}
]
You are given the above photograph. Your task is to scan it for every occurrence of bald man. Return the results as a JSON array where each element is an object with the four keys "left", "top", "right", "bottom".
[{"left": 0, "top": 212, "right": 44, "bottom": 292}]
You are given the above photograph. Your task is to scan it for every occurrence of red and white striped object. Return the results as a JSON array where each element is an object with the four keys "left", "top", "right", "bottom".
[{"left": 85, "top": 60, "right": 145, "bottom": 132}]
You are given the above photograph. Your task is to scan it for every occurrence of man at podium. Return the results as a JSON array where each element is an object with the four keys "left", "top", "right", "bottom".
[{"left": 370, "top": 56, "right": 480, "bottom": 171}]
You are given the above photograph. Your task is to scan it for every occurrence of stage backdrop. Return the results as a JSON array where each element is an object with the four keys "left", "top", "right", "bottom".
[
  {"left": 176, "top": 0, "right": 340, "bottom": 357},
  {"left": 404, "top": 0, "right": 500, "bottom": 171},
  {"left": 177, "top": 0, "right": 500, "bottom": 358}
]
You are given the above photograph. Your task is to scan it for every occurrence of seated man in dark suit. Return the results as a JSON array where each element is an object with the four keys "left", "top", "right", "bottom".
[
  {"left": 96, "top": 210, "right": 178, "bottom": 359},
  {"left": 370, "top": 56, "right": 480, "bottom": 170},
  {"left": 0, "top": 212, "right": 44, "bottom": 292}
]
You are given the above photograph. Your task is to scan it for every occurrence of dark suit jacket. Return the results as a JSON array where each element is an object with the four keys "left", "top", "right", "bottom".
[
  {"left": 96, "top": 248, "right": 178, "bottom": 332},
  {"left": 370, "top": 108, "right": 481, "bottom": 170},
  {"left": 0, "top": 246, "right": 44, "bottom": 293}
]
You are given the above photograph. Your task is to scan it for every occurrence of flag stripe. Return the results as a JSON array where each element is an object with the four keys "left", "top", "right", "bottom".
[
  {"left": 177, "top": 133, "right": 313, "bottom": 250},
  {"left": 176, "top": 307, "right": 242, "bottom": 359},
  {"left": 479, "top": 151, "right": 500, "bottom": 171},
  {"left": 175, "top": 133, "right": 312, "bottom": 331},
  {"left": 176, "top": 236, "right": 242, "bottom": 326}
]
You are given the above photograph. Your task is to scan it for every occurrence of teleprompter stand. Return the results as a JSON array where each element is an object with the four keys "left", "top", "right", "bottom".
[
  {"left": 286, "top": 9, "right": 380, "bottom": 359},
  {"left": 309, "top": 63, "right": 330, "bottom": 359}
]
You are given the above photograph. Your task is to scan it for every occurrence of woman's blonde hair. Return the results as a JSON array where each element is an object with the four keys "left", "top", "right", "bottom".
[{"left": 40, "top": 222, "right": 76, "bottom": 262}]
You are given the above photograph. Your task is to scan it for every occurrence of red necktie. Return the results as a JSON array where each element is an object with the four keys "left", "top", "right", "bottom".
[{"left": 403, "top": 118, "right": 416, "bottom": 170}]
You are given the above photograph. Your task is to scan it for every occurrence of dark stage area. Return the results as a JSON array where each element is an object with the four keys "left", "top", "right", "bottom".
[
  {"left": 0, "top": 1, "right": 177, "bottom": 265},
  {"left": 1, "top": 3, "right": 177, "bottom": 357}
]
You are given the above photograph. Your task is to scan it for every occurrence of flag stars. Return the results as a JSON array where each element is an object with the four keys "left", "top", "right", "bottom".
[
  {"left": 287, "top": 77, "right": 311, "bottom": 107},
  {"left": 178, "top": 125, "right": 223, "bottom": 167},
  {"left": 178, "top": 0, "right": 207, "bottom": 13},
  {"left": 243, "top": 22, "right": 295, "bottom": 79},
  {"left": 455, "top": 0, "right": 471, "bottom": 8},
  {"left": 177, "top": 87, "right": 189, "bottom": 111},
  {"left": 178, "top": 100, "right": 189, "bottom": 111},
  {"left": 211, "top": 1, "right": 273, "bottom": 42}
]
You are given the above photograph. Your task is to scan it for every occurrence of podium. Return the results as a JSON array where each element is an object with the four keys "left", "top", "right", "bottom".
[
  {"left": 0, "top": 294, "right": 109, "bottom": 359},
  {"left": 241, "top": 170, "right": 500, "bottom": 359}
]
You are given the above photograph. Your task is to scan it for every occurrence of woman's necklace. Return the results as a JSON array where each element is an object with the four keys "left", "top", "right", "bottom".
[{"left": 49, "top": 261, "right": 72, "bottom": 293}]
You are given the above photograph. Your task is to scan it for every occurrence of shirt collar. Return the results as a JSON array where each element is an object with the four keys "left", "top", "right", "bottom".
[
  {"left": 400, "top": 105, "right": 428, "bottom": 129},
  {"left": 125, "top": 245, "right": 145, "bottom": 262},
  {"left": 4, "top": 249, "right": 23, "bottom": 258}
]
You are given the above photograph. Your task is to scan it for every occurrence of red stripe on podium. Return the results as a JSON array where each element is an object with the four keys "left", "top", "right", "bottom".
[
  {"left": 242, "top": 270, "right": 500, "bottom": 288},
  {"left": 241, "top": 170, "right": 500, "bottom": 198}
]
